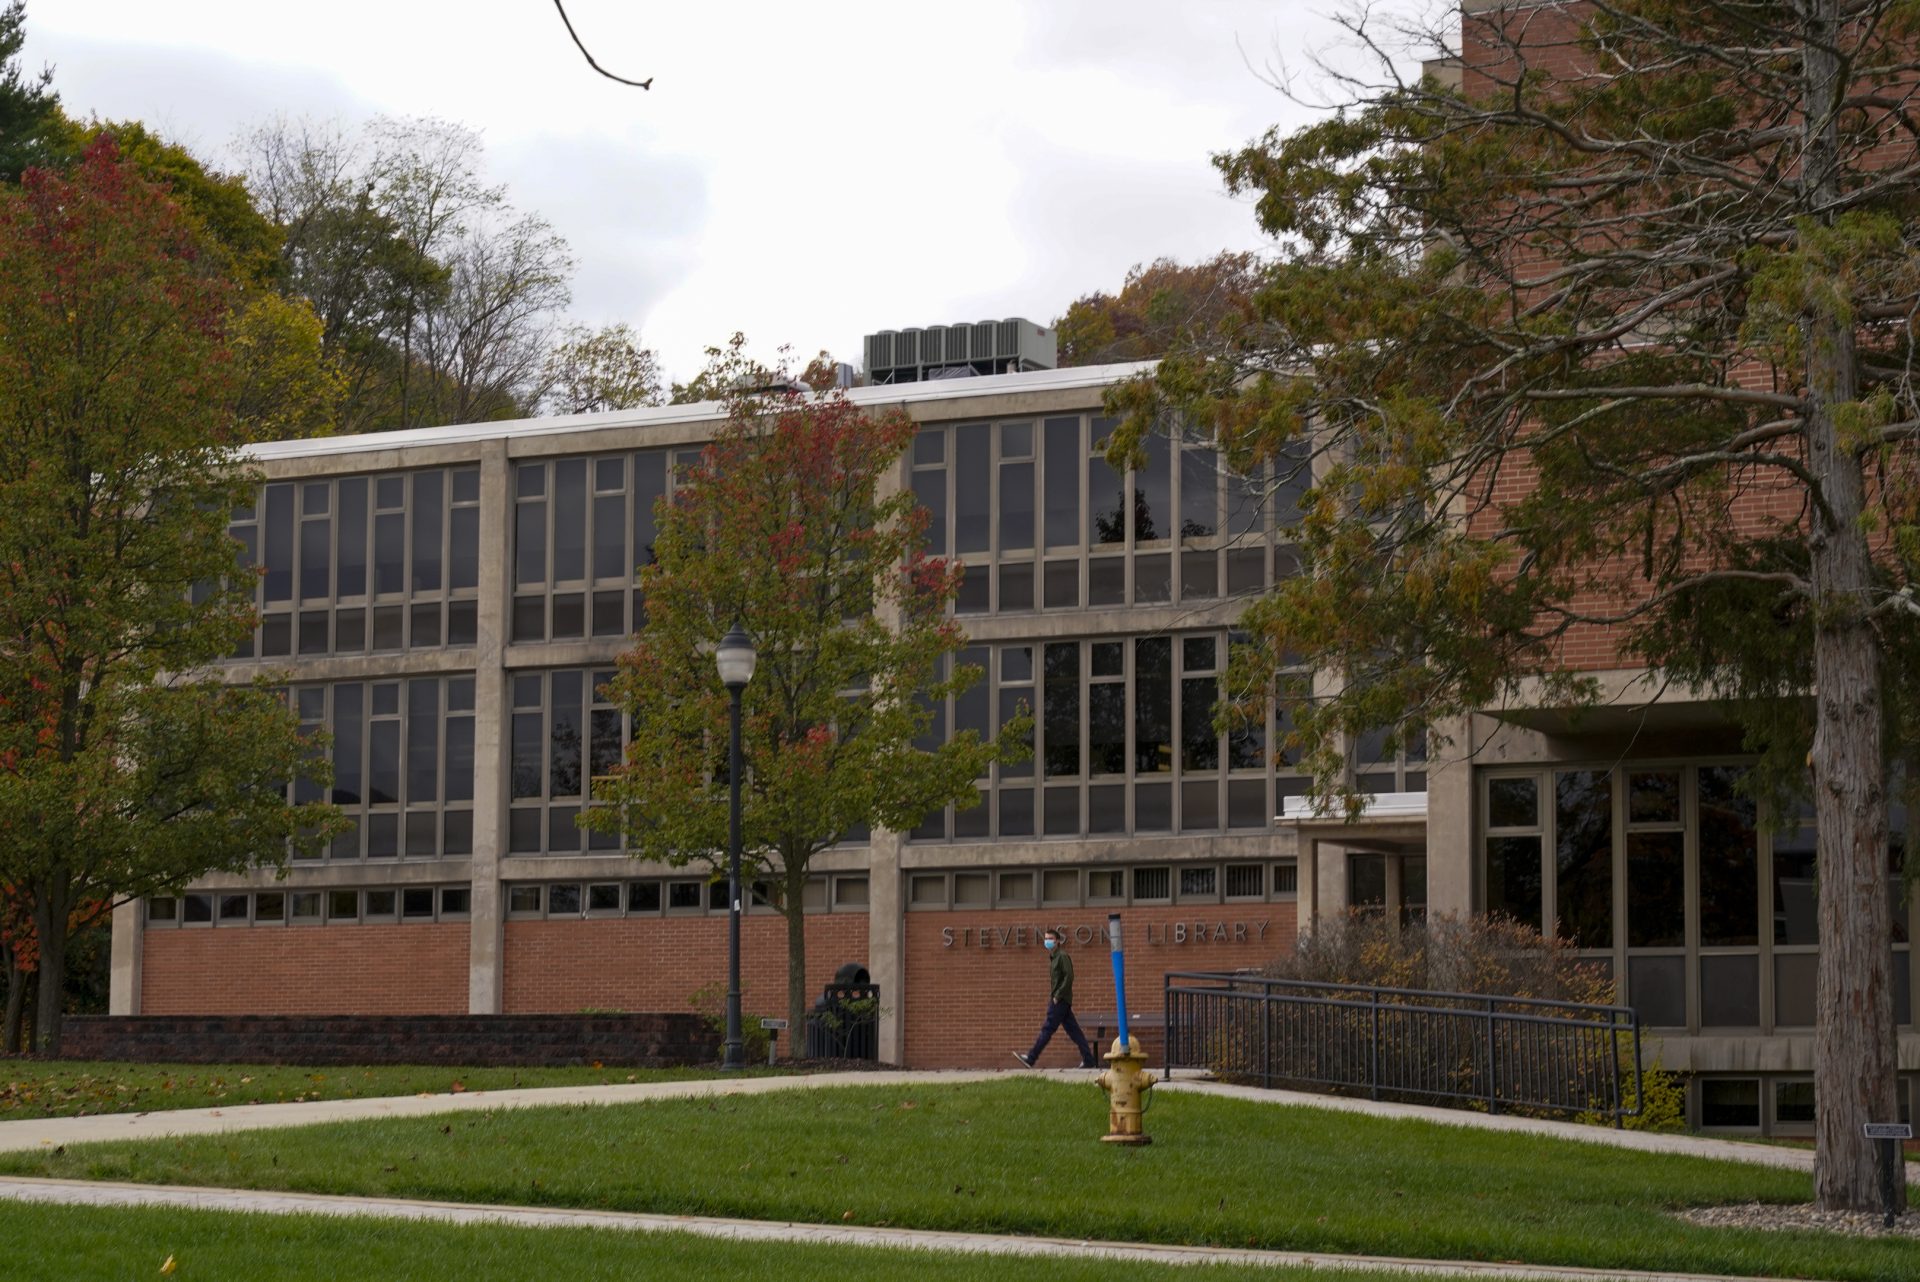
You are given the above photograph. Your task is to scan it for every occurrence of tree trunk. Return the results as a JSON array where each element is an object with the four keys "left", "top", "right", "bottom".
[
  {"left": 30, "top": 898, "right": 67, "bottom": 1059},
  {"left": 2, "top": 960, "right": 27, "bottom": 1055},
  {"left": 785, "top": 864, "right": 809, "bottom": 1044},
  {"left": 1799, "top": 0, "right": 1903, "bottom": 1214}
]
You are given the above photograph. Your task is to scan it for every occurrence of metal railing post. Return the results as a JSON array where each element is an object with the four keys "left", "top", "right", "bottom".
[{"left": 1484, "top": 996, "right": 1500, "bottom": 1115}]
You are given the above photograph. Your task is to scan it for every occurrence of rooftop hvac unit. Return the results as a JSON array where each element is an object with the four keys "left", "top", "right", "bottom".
[{"left": 861, "top": 317, "right": 1056, "bottom": 383}]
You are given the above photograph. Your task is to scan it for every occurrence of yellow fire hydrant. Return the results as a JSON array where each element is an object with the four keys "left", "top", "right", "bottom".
[{"left": 1096, "top": 1035, "right": 1156, "bottom": 1145}]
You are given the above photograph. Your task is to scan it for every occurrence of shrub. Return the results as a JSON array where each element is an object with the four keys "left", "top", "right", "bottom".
[
  {"left": 1263, "top": 911, "right": 1612, "bottom": 1006},
  {"left": 686, "top": 981, "right": 771, "bottom": 1064}
]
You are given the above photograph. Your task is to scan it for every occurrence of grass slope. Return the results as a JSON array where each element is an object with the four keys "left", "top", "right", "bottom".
[
  {"left": 3, "top": 1080, "right": 1912, "bottom": 1278},
  {"left": 0, "top": 1061, "right": 753, "bottom": 1120}
]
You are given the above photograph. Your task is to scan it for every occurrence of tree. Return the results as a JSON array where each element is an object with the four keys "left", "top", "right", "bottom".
[
  {"left": 588, "top": 340, "right": 1028, "bottom": 1034},
  {"left": 542, "top": 322, "right": 665, "bottom": 414},
  {"left": 239, "top": 116, "right": 574, "bottom": 433},
  {"left": 0, "top": 139, "right": 338, "bottom": 1053},
  {"left": 1110, "top": 0, "right": 1918, "bottom": 1211},
  {"left": 0, "top": 1, "right": 60, "bottom": 182},
  {"left": 1055, "top": 251, "right": 1263, "bottom": 367}
]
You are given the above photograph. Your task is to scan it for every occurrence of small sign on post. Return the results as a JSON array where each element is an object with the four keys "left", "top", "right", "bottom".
[
  {"left": 1862, "top": 1122, "right": 1912, "bottom": 1228},
  {"left": 760, "top": 1017, "right": 789, "bottom": 1067}
]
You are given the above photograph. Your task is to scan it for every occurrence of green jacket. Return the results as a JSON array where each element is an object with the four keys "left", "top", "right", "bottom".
[{"left": 1049, "top": 947, "right": 1074, "bottom": 1006}]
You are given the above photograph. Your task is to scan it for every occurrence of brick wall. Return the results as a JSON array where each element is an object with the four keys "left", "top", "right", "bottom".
[
  {"left": 64, "top": 1012, "right": 715, "bottom": 1067},
  {"left": 502, "top": 913, "right": 870, "bottom": 1026},
  {"left": 143, "top": 924, "right": 469, "bottom": 1016},
  {"left": 902, "top": 903, "right": 1296, "bottom": 1068}
]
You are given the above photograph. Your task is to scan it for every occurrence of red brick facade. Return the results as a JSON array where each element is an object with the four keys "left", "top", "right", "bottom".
[
  {"left": 901, "top": 903, "right": 1296, "bottom": 1068},
  {"left": 501, "top": 913, "right": 869, "bottom": 1020},
  {"left": 143, "top": 924, "right": 469, "bottom": 1016}
]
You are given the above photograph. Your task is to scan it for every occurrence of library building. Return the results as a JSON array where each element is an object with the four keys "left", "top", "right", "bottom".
[{"left": 112, "top": 320, "right": 1916, "bottom": 1136}]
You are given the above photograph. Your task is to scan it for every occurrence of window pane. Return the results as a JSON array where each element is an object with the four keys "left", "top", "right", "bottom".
[
  {"left": 1181, "top": 780, "right": 1218, "bottom": 830},
  {"left": 1089, "top": 683, "right": 1126, "bottom": 776},
  {"left": 1701, "top": 954, "right": 1760, "bottom": 1027},
  {"left": 299, "top": 518, "right": 330, "bottom": 601},
  {"left": 512, "top": 711, "right": 544, "bottom": 799},
  {"left": 1227, "top": 461, "right": 1264, "bottom": 538},
  {"left": 411, "top": 471, "right": 443, "bottom": 592},
  {"left": 1044, "top": 786, "right": 1080, "bottom": 835},
  {"left": 1043, "top": 642, "right": 1080, "bottom": 777},
  {"left": 1487, "top": 777, "right": 1538, "bottom": 828},
  {"left": 1486, "top": 835, "right": 1542, "bottom": 928},
  {"left": 444, "top": 714, "right": 474, "bottom": 803},
  {"left": 1698, "top": 766, "right": 1758, "bottom": 947},
  {"left": 1626, "top": 831, "right": 1685, "bottom": 947},
  {"left": 634, "top": 451, "right": 667, "bottom": 567},
  {"left": 1137, "top": 433, "right": 1171, "bottom": 542},
  {"left": 1135, "top": 553, "right": 1170, "bottom": 603},
  {"left": 1555, "top": 770, "right": 1613, "bottom": 948},
  {"left": 449, "top": 506, "right": 479, "bottom": 590},
  {"left": 1088, "top": 434, "right": 1126, "bottom": 544},
  {"left": 263, "top": 484, "right": 293, "bottom": 602},
  {"left": 1180, "top": 446, "right": 1217, "bottom": 537},
  {"left": 1773, "top": 826, "right": 1818, "bottom": 945},
  {"left": 516, "top": 502, "right": 547, "bottom": 586},
  {"left": 551, "top": 459, "right": 587, "bottom": 580},
  {"left": 1181, "top": 677, "right": 1218, "bottom": 771},
  {"left": 1134, "top": 637, "right": 1172, "bottom": 774},
  {"left": 1089, "top": 556, "right": 1124, "bottom": 605},
  {"left": 997, "top": 561, "right": 1033, "bottom": 612},
  {"left": 332, "top": 685, "right": 363, "bottom": 804},
  {"left": 1628, "top": 770, "right": 1680, "bottom": 823},
  {"left": 1136, "top": 782, "right": 1171, "bottom": 831},
  {"left": 593, "top": 493, "right": 627, "bottom": 579},
  {"left": 407, "top": 680, "right": 439, "bottom": 804},
  {"left": 337, "top": 478, "right": 367, "bottom": 596},
  {"left": 955, "top": 424, "right": 990, "bottom": 553},
  {"left": 374, "top": 511, "right": 405, "bottom": 595},
  {"left": 1180, "top": 549, "right": 1216, "bottom": 600},
  {"left": 998, "top": 460, "right": 1034, "bottom": 551},
  {"left": 1043, "top": 560, "right": 1078, "bottom": 609},
  {"left": 550, "top": 671, "right": 583, "bottom": 798},
  {"left": 998, "top": 686, "right": 1033, "bottom": 779},
  {"left": 368, "top": 720, "right": 400, "bottom": 805},
  {"left": 590, "top": 708, "right": 622, "bottom": 782},
  {"left": 912, "top": 468, "right": 947, "bottom": 555},
  {"left": 1089, "top": 784, "right": 1125, "bottom": 833},
  {"left": 1043, "top": 417, "right": 1080, "bottom": 548}
]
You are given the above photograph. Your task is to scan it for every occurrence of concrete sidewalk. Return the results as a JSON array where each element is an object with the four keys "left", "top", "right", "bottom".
[{"left": 0, "top": 1173, "right": 1809, "bottom": 1282}]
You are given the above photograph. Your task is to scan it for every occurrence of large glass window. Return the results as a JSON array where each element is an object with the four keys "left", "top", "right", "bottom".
[
  {"left": 513, "top": 450, "right": 688, "bottom": 643},
  {"left": 293, "top": 676, "right": 475, "bottom": 861},
  {"left": 230, "top": 467, "right": 480, "bottom": 659},
  {"left": 508, "top": 668, "right": 629, "bottom": 855}
]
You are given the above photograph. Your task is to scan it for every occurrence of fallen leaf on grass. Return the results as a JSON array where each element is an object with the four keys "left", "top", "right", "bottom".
[{"left": 159, "top": 1255, "right": 177, "bottom": 1275}]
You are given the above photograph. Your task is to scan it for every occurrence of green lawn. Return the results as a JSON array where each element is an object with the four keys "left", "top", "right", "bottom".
[
  {"left": 0, "top": 1200, "right": 1436, "bottom": 1282},
  {"left": 4, "top": 1079, "right": 1913, "bottom": 1278},
  {"left": 0, "top": 1060, "right": 761, "bottom": 1120}
]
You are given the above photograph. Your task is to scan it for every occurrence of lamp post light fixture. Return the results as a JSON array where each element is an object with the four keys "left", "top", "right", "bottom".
[{"left": 716, "top": 623, "right": 757, "bottom": 1071}]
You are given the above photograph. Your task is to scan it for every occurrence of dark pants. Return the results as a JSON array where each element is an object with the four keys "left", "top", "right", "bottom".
[{"left": 1027, "top": 1000, "right": 1096, "bottom": 1065}]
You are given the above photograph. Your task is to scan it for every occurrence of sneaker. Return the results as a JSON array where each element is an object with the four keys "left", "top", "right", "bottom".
[
  {"left": 1012, "top": 1052, "right": 1034, "bottom": 1068},
  {"left": 1079, "top": 1060, "right": 1099, "bottom": 1070}
]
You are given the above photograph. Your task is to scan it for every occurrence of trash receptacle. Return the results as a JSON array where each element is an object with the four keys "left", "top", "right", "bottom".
[{"left": 804, "top": 964, "right": 878, "bottom": 1059}]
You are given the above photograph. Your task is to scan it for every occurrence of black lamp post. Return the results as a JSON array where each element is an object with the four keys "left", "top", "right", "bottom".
[{"left": 715, "top": 623, "right": 757, "bottom": 1071}]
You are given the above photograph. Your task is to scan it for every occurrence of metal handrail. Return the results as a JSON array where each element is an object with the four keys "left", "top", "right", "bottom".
[{"left": 1163, "top": 970, "right": 1643, "bottom": 1123}]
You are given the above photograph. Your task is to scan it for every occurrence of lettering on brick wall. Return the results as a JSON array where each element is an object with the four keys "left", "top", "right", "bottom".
[{"left": 940, "top": 920, "right": 1271, "bottom": 949}]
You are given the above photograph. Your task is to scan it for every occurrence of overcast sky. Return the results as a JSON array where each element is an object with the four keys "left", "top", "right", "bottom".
[{"left": 22, "top": 1, "right": 1425, "bottom": 385}]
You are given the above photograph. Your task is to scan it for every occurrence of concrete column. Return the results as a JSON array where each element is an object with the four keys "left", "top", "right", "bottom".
[
  {"left": 867, "top": 829, "right": 906, "bottom": 1064},
  {"left": 1424, "top": 714, "right": 1476, "bottom": 919},
  {"left": 1318, "top": 841, "right": 1350, "bottom": 924},
  {"left": 108, "top": 899, "right": 142, "bottom": 1015},
  {"left": 1298, "top": 837, "right": 1322, "bottom": 937},
  {"left": 467, "top": 439, "right": 511, "bottom": 1013}
]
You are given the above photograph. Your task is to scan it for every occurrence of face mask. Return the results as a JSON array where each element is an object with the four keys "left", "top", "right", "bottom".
[{"left": 1043, "top": 938, "right": 1057, "bottom": 951}]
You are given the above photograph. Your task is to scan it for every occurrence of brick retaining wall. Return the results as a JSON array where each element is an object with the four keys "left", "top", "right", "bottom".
[{"left": 62, "top": 1012, "right": 718, "bottom": 1068}]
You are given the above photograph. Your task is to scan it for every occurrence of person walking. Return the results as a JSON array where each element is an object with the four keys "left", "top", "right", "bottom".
[{"left": 1014, "top": 928, "right": 1099, "bottom": 1069}]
